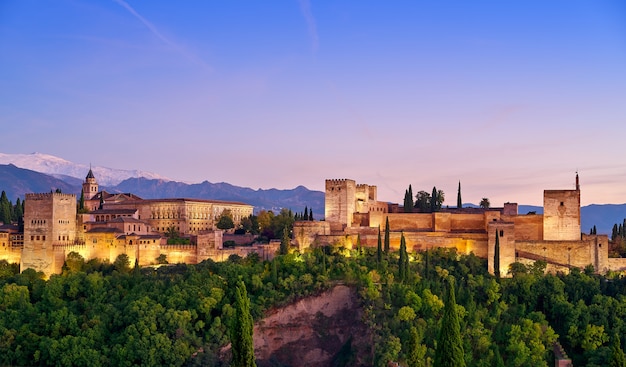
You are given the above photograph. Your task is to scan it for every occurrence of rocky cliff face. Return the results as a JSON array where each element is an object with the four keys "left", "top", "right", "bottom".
[{"left": 254, "top": 285, "right": 370, "bottom": 367}]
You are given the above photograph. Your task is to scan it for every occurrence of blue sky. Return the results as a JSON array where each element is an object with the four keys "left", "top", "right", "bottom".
[{"left": 1, "top": 0, "right": 625, "bottom": 206}]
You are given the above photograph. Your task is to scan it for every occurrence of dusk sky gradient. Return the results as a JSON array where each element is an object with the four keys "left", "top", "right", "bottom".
[{"left": 1, "top": 1, "right": 625, "bottom": 206}]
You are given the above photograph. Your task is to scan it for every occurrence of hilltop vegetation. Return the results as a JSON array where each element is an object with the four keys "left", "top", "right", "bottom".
[{"left": 2, "top": 245, "right": 626, "bottom": 366}]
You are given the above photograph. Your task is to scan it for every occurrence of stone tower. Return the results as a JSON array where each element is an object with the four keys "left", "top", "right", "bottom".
[
  {"left": 82, "top": 168, "right": 99, "bottom": 200},
  {"left": 543, "top": 174, "right": 581, "bottom": 241},
  {"left": 21, "top": 192, "right": 77, "bottom": 277},
  {"left": 325, "top": 179, "right": 356, "bottom": 231}
]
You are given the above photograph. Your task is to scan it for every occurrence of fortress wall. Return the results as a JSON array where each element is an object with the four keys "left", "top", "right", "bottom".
[
  {"left": 136, "top": 239, "right": 162, "bottom": 266},
  {"left": 384, "top": 214, "right": 433, "bottom": 231},
  {"left": 293, "top": 221, "right": 331, "bottom": 250},
  {"left": 607, "top": 258, "right": 626, "bottom": 272},
  {"left": 515, "top": 236, "right": 607, "bottom": 273},
  {"left": 310, "top": 230, "right": 489, "bottom": 258},
  {"left": 511, "top": 214, "right": 543, "bottom": 241},
  {"left": 0, "top": 246, "right": 21, "bottom": 265},
  {"left": 160, "top": 245, "right": 197, "bottom": 264},
  {"left": 405, "top": 232, "right": 489, "bottom": 257},
  {"left": 449, "top": 214, "right": 486, "bottom": 232}
]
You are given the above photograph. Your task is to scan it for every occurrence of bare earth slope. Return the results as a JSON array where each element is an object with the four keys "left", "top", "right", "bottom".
[{"left": 253, "top": 284, "right": 370, "bottom": 367}]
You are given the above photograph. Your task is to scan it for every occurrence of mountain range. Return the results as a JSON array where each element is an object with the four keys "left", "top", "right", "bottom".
[
  {"left": 0, "top": 162, "right": 324, "bottom": 219},
  {"left": 0, "top": 153, "right": 625, "bottom": 235}
]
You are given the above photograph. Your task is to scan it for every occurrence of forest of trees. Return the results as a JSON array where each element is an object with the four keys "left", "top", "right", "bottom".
[{"left": 2, "top": 239, "right": 626, "bottom": 366}]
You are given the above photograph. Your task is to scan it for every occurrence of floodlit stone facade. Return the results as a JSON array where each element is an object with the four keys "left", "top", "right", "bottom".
[
  {"left": 295, "top": 174, "right": 622, "bottom": 276},
  {"left": 2, "top": 170, "right": 264, "bottom": 277}
]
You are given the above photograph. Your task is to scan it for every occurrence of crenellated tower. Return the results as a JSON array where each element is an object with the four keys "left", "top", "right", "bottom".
[
  {"left": 21, "top": 192, "right": 77, "bottom": 277},
  {"left": 325, "top": 179, "right": 356, "bottom": 231}
]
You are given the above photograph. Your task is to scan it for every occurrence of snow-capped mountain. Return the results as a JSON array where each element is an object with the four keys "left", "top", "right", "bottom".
[{"left": 0, "top": 152, "right": 170, "bottom": 186}]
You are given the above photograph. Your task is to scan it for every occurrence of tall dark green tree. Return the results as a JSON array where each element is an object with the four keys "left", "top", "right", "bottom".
[
  {"left": 405, "top": 326, "right": 426, "bottom": 367},
  {"left": 431, "top": 187, "right": 438, "bottom": 213},
  {"left": 279, "top": 227, "right": 290, "bottom": 255},
  {"left": 494, "top": 230, "right": 501, "bottom": 280},
  {"left": 404, "top": 185, "right": 414, "bottom": 212},
  {"left": 384, "top": 217, "right": 390, "bottom": 254},
  {"left": 610, "top": 333, "right": 626, "bottom": 367},
  {"left": 398, "top": 232, "right": 409, "bottom": 283},
  {"left": 434, "top": 277, "right": 465, "bottom": 367},
  {"left": 78, "top": 189, "right": 86, "bottom": 213},
  {"left": 377, "top": 226, "right": 383, "bottom": 263},
  {"left": 230, "top": 281, "right": 256, "bottom": 367},
  {"left": 303, "top": 206, "right": 309, "bottom": 220},
  {"left": 12, "top": 198, "right": 23, "bottom": 221},
  {"left": 309, "top": 208, "right": 313, "bottom": 221},
  {"left": 457, "top": 181, "right": 462, "bottom": 209},
  {"left": 0, "top": 191, "right": 11, "bottom": 224}
]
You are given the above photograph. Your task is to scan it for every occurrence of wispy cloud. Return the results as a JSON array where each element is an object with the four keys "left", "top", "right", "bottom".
[
  {"left": 298, "top": 0, "right": 319, "bottom": 52},
  {"left": 112, "top": 0, "right": 212, "bottom": 72}
]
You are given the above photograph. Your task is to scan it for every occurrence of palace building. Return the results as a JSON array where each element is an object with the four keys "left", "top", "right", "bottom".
[{"left": 1, "top": 170, "right": 266, "bottom": 278}]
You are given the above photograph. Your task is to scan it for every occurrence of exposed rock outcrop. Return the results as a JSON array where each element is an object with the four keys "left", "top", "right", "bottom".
[{"left": 254, "top": 284, "right": 370, "bottom": 367}]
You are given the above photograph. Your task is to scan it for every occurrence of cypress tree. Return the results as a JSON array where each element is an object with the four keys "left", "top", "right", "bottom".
[
  {"left": 593, "top": 225, "right": 597, "bottom": 235},
  {"left": 610, "top": 333, "right": 626, "bottom": 367},
  {"left": 613, "top": 224, "right": 619, "bottom": 241},
  {"left": 384, "top": 217, "right": 390, "bottom": 254},
  {"left": 398, "top": 232, "right": 408, "bottom": 283},
  {"left": 430, "top": 186, "right": 438, "bottom": 212},
  {"left": 377, "top": 226, "right": 383, "bottom": 263},
  {"left": 230, "top": 281, "right": 256, "bottom": 367},
  {"left": 309, "top": 208, "right": 313, "bottom": 221},
  {"left": 78, "top": 189, "right": 86, "bottom": 212},
  {"left": 403, "top": 189, "right": 411, "bottom": 212},
  {"left": 13, "top": 197, "right": 23, "bottom": 221},
  {"left": 494, "top": 230, "right": 501, "bottom": 279},
  {"left": 303, "top": 206, "right": 309, "bottom": 221},
  {"left": 408, "top": 185, "right": 413, "bottom": 212},
  {"left": 434, "top": 277, "right": 465, "bottom": 367},
  {"left": 279, "top": 227, "right": 290, "bottom": 255},
  {"left": 271, "top": 259, "right": 278, "bottom": 285},
  {"left": 457, "top": 181, "right": 462, "bottom": 209},
  {"left": 406, "top": 326, "right": 425, "bottom": 367},
  {"left": 0, "top": 191, "right": 11, "bottom": 224}
]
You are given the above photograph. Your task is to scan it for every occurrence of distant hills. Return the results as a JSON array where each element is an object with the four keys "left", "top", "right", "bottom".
[
  {"left": 0, "top": 163, "right": 324, "bottom": 218},
  {"left": 1, "top": 152, "right": 625, "bottom": 234}
]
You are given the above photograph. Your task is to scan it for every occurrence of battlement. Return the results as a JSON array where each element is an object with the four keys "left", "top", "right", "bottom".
[
  {"left": 25, "top": 193, "right": 76, "bottom": 200},
  {"left": 325, "top": 179, "right": 355, "bottom": 186}
]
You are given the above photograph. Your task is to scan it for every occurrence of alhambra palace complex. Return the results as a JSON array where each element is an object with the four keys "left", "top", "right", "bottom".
[
  {"left": 2, "top": 170, "right": 626, "bottom": 277},
  {"left": 294, "top": 175, "right": 626, "bottom": 276}
]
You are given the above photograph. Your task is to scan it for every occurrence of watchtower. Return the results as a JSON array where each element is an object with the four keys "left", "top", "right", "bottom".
[
  {"left": 21, "top": 192, "right": 77, "bottom": 276},
  {"left": 543, "top": 174, "right": 581, "bottom": 241},
  {"left": 82, "top": 168, "right": 99, "bottom": 200},
  {"left": 325, "top": 179, "right": 356, "bottom": 231}
]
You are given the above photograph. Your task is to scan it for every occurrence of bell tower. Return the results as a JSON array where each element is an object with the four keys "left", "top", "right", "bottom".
[{"left": 82, "top": 167, "right": 99, "bottom": 200}]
